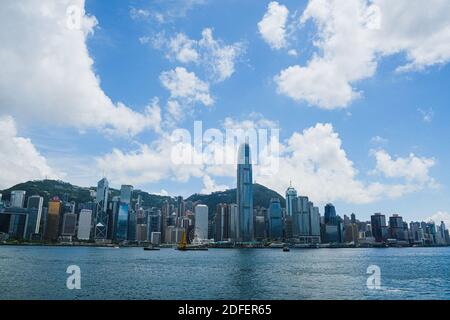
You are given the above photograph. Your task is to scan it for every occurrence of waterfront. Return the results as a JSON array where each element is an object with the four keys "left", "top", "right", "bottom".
[{"left": 0, "top": 246, "right": 449, "bottom": 300}]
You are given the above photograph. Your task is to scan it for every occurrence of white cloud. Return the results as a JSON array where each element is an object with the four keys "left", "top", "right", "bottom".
[
  {"left": 371, "top": 136, "right": 388, "bottom": 144},
  {"left": 258, "top": 1, "right": 289, "bottom": 50},
  {"left": 0, "top": 0, "right": 160, "bottom": 136},
  {"left": 254, "top": 123, "right": 435, "bottom": 204},
  {"left": 160, "top": 67, "right": 214, "bottom": 106},
  {"left": 274, "top": 0, "right": 450, "bottom": 109},
  {"left": 200, "top": 175, "right": 229, "bottom": 194},
  {"left": 371, "top": 149, "right": 436, "bottom": 185},
  {"left": 168, "top": 33, "right": 200, "bottom": 63},
  {"left": 0, "top": 116, "right": 62, "bottom": 189},
  {"left": 154, "top": 28, "right": 244, "bottom": 82},
  {"left": 428, "top": 211, "right": 450, "bottom": 226}
]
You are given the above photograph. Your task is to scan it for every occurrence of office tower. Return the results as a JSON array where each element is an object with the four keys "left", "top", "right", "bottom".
[
  {"left": 1, "top": 208, "right": 28, "bottom": 239},
  {"left": 215, "top": 204, "right": 230, "bottom": 241},
  {"left": 150, "top": 232, "right": 161, "bottom": 245},
  {"left": 26, "top": 195, "right": 43, "bottom": 237},
  {"left": 310, "top": 206, "right": 321, "bottom": 238},
  {"left": 389, "top": 214, "right": 405, "bottom": 240},
  {"left": 77, "top": 209, "right": 92, "bottom": 240},
  {"left": 94, "top": 177, "right": 109, "bottom": 240},
  {"left": 120, "top": 185, "right": 133, "bottom": 204},
  {"left": 128, "top": 209, "right": 137, "bottom": 241},
  {"left": 115, "top": 202, "right": 129, "bottom": 241},
  {"left": 44, "top": 197, "right": 62, "bottom": 241},
  {"left": 285, "top": 185, "right": 297, "bottom": 217},
  {"left": 161, "top": 200, "right": 170, "bottom": 243},
  {"left": 440, "top": 221, "right": 446, "bottom": 240},
  {"left": 344, "top": 223, "right": 359, "bottom": 243},
  {"left": 135, "top": 209, "right": 148, "bottom": 242},
  {"left": 254, "top": 208, "right": 267, "bottom": 241},
  {"left": 324, "top": 203, "right": 337, "bottom": 225},
  {"left": 228, "top": 203, "right": 239, "bottom": 241},
  {"left": 293, "top": 196, "right": 310, "bottom": 237},
  {"left": 371, "top": 213, "right": 387, "bottom": 243},
  {"left": 268, "top": 198, "right": 282, "bottom": 240},
  {"left": 176, "top": 196, "right": 185, "bottom": 220},
  {"left": 61, "top": 213, "right": 77, "bottom": 236},
  {"left": 10, "top": 190, "right": 26, "bottom": 208},
  {"left": 148, "top": 209, "right": 162, "bottom": 239},
  {"left": 194, "top": 204, "right": 208, "bottom": 242},
  {"left": 237, "top": 142, "right": 254, "bottom": 242},
  {"left": 351, "top": 213, "right": 356, "bottom": 224}
]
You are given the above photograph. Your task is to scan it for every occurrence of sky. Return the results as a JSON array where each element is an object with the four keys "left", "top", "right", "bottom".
[{"left": 1, "top": 0, "right": 450, "bottom": 224}]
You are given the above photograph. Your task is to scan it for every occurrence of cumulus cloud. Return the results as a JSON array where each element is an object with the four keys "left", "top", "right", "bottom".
[
  {"left": 254, "top": 123, "right": 435, "bottom": 204},
  {"left": 0, "top": 116, "right": 62, "bottom": 189},
  {"left": 274, "top": 0, "right": 450, "bottom": 109},
  {"left": 370, "top": 149, "right": 436, "bottom": 185},
  {"left": 258, "top": 1, "right": 289, "bottom": 50},
  {"left": 153, "top": 28, "right": 244, "bottom": 82},
  {"left": 200, "top": 175, "right": 229, "bottom": 194},
  {"left": 96, "top": 114, "right": 437, "bottom": 203},
  {"left": 428, "top": 211, "right": 450, "bottom": 226},
  {"left": 160, "top": 67, "right": 214, "bottom": 106},
  {"left": 0, "top": 0, "right": 161, "bottom": 136}
]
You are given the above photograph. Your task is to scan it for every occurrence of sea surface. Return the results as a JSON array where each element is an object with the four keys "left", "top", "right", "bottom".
[{"left": 0, "top": 246, "right": 449, "bottom": 300}]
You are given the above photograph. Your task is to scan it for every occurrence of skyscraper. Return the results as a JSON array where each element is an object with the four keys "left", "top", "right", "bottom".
[
  {"left": 371, "top": 213, "right": 387, "bottom": 243},
  {"left": 324, "top": 203, "right": 337, "bottom": 225},
  {"left": 194, "top": 204, "right": 208, "bottom": 243},
  {"left": 10, "top": 190, "right": 26, "bottom": 208},
  {"left": 27, "top": 195, "right": 43, "bottom": 235},
  {"left": 268, "top": 198, "right": 282, "bottom": 240},
  {"left": 94, "top": 177, "right": 109, "bottom": 240},
  {"left": 237, "top": 142, "right": 254, "bottom": 242},
  {"left": 77, "top": 209, "right": 92, "bottom": 240},
  {"left": 44, "top": 196, "right": 62, "bottom": 241},
  {"left": 228, "top": 203, "right": 239, "bottom": 241},
  {"left": 120, "top": 185, "right": 133, "bottom": 204},
  {"left": 285, "top": 186, "right": 297, "bottom": 217}
]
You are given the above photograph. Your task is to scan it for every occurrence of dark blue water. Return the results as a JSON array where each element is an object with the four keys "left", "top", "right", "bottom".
[{"left": 0, "top": 246, "right": 449, "bottom": 300}]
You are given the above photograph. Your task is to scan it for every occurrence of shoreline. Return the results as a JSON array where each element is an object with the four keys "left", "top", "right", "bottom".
[{"left": 1, "top": 242, "right": 449, "bottom": 249}]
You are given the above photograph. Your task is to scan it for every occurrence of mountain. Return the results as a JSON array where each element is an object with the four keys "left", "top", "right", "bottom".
[
  {"left": 1, "top": 180, "right": 285, "bottom": 214},
  {"left": 187, "top": 183, "right": 285, "bottom": 215},
  {"left": 0, "top": 180, "right": 173, "bottom": 208}
]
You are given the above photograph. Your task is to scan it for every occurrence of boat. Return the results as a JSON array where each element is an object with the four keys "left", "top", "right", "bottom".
[
  {"left": 176, "top": 231, "right": 208, "bottom": 251},
  {"left": 283, "top": 245, "right": 290, "bottom": 252},
  {"left": 143, "top": 244, "right": 160, "bottom": 251}
]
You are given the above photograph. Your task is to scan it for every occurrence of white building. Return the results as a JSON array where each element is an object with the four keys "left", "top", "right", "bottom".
[
  {"left": 77, "top": 209, "right": 92, "bottom": 240},
  {"left": 10, "top": 190, "right": 26, "bottom": 208},
  {"left": 194, "top": 204, "right": 209, "bottom": 243}
]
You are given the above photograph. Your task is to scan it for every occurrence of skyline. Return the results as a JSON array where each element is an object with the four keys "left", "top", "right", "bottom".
[{"left": 1, "top": 0, "right": 450, "bottom": 225}]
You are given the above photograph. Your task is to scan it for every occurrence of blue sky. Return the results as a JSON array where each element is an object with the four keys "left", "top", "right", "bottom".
[{"left": 1, "top": 0, "right": 450, "bottom": 224}]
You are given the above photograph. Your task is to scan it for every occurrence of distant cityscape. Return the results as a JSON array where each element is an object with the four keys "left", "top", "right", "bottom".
[{"left": 0, "top": 142, "right": 449, "bottom": 248}]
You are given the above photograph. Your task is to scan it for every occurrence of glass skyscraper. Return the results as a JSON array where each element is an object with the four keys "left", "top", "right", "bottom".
[
  {"left": 268, "top": 198, "right": 282, "bottom": 239},
  {"left": 237, "top": 142, "right": 254, "bottom": 242}
]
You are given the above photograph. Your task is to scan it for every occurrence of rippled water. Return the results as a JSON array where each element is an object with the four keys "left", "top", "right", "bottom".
[{"left": 0, "top": 246, "right": 449, "bottom": 300}]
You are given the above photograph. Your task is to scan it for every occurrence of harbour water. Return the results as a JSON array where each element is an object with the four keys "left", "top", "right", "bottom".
[{"left": 0, "top": 246, "right": 449, "bottom": 300}]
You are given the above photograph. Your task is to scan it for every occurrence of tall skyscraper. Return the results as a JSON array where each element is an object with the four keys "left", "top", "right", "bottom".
[
  {"left": 10, "top": 190, "right": 26, "bottom": 208},
  {"left": 228, "top": 203, "right": 239, "bottom": 241},
  {"left": 120, "top": 185, "right": 133, "bottom": 204},
  {"left": 215, "top": 203, "right": 230, "bottom": 241},
  {"left": 27, "top": 195, "right": 43, "bottom": 235},
  {"left": 324, "top": 203, "right": 337, "bottom": 225},
  {"left": 268, "top": 198, "right": 282, "bottom": 240},
  {"left": 44, "top": 196, "right": 62, "bottom": 241},
  {"left": 237, "top": 142, "right": 254, "bottom": 242},
  {"left": 194, "top": 204, "right": 208, "bottom": 243},
  {"left": 61, "top": 213, "right": 77, "bottom": 237},
  {"left": 94, "top": 177, "right": 109, "bottom": 240},
  {"left": 77, "top": 209, "right": 92, "bottom": 240},
  {"left": 285, "top": 185, "right": 297, "bottom": 217},
  {"left": 371, "top": 213, "right": 387, "bottom": 243}
]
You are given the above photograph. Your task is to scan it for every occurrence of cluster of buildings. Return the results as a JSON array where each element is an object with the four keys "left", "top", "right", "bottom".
[{"left": 0, "top": 143, "right": 449, "bottom": 247}]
